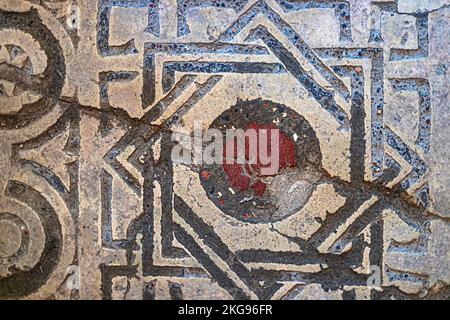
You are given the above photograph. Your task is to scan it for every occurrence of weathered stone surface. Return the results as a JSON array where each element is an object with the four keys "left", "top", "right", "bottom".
[{"left": 0, "top": 0, "right": 449, "bottom": 300}]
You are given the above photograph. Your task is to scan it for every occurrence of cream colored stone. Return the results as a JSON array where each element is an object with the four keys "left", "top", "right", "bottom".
[{"left": 0, "top": 0, "right": 449, "bottom": 301}]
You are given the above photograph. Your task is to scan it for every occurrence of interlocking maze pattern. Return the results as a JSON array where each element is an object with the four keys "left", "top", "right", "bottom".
[{"left": 0, "top": 0, "right": 449, "bottom": 300}]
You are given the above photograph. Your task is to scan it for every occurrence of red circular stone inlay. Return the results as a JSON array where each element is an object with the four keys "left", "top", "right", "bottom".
[{"left": 222, "top": 123, "right": 297, "bottom": 197}]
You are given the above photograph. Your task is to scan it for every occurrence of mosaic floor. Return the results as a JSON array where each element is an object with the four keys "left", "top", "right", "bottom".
[{"left": 0, "top": 0, "right": 449, "bottom": 300}]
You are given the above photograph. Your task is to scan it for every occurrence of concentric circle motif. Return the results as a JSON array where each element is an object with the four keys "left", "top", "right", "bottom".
[
  {"left": 200, "top": 99, "right": 323, "bottom": 223},
  {"left": 0, "top": 181, "right": 63, "bottom": 299},
  {"left": 0, "top": 9, "right": 65, "bottom": 129}
]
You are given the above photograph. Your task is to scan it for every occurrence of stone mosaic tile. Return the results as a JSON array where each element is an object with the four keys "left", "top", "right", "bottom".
[{"left": 0, "top": 0, "right": 449, "bottom": 300}]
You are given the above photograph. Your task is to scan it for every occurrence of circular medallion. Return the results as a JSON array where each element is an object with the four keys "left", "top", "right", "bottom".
[{"left": 200, "top": 99, "right": 323, "bottom": 223}]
